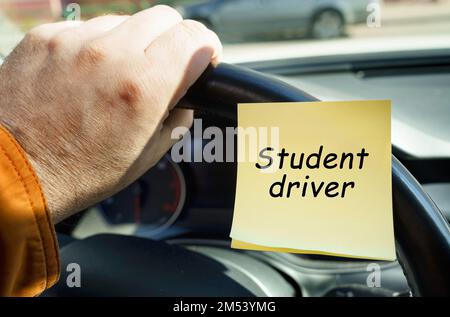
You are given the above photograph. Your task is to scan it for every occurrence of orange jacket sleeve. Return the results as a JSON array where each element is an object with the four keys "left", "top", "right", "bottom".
[{"left": 0, "top": 125, "right": 60, "bottom": 297}]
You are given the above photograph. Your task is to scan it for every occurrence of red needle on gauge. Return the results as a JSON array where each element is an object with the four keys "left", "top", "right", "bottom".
[{"left": 163, "top": 168, "right": 181, "bottom": 213}]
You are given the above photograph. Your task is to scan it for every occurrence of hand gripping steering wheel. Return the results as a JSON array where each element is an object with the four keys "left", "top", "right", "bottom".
[{"left": 46, "top": 63, "right": 450, "bottom": 297}]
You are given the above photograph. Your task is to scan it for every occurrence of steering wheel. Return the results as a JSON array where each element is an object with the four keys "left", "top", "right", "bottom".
[
  {"left": 181, "top": 63, "right": 450, "bottom": 297},
  {"left": 47, "top": 63, "right": 450, "bottom": 297}
]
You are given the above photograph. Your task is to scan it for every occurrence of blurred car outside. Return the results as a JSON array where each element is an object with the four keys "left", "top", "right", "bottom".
[{"left": 177, "top": 0, "right": 371, "bottom": 41}]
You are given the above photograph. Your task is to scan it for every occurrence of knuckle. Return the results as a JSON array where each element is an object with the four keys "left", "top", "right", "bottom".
[
  {"left": 179, "top": 19, "right": 208, "bottom": 38},
  {"left": 86, "top": 14, "right": 129, "bottom": 26},
  {"left": 176, "top": 20, "right": 221, "bottom": 58},
  {"left": 117, "top": 78, "right": 144, "bottom": 109},
  {"left": 47, "top": 33, "right": 69, "bottom": 53},
  {"left": 76, "top": 41, "right": 107, "bottom": 67},
  {"left": 152, "top": 5, "right": 182, "bottom": 20},
  {"left": 26, "top": 24, "right": 52, "bottom": 42}
]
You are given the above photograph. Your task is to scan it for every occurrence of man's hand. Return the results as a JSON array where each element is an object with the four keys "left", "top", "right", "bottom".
[{"left": 0, "top": 6, "right": 221, "bottom": 223}]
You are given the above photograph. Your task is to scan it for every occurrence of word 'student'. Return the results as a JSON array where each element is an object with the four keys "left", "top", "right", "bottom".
[{"left": 255, "top": 146, "right": 369, "bottom": 198}]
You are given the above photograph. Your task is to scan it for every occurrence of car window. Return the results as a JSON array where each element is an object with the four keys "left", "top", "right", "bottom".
[{"left": 0, "top": 0, "right": 449, "bottom": 58}]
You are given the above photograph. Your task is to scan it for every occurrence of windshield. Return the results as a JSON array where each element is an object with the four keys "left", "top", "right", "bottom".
[{"left": 1, "top": 0, "right": 449, "bottom": 61}]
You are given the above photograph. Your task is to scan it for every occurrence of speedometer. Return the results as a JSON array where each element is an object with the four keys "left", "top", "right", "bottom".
[{"left": 99, "top": 155, "right": 186, "bottom": 235}]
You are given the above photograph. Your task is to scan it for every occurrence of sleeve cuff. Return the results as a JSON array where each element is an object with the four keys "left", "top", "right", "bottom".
[{"left": 0, "top": 125, "right": 60, "bottom": 297}]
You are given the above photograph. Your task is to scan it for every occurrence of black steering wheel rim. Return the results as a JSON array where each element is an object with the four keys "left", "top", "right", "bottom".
[{"left": 181, "top": 63, "right": 450, "bottom": 297}]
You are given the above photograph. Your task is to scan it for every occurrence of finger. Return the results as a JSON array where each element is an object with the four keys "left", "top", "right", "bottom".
[
  {"left": 144, "top": 19, "right": 222, "bottom": 109},
  {"left": 67, "top": 15, "right": 130, "bottom": 43},
  {"left": 151, "top": 108, "right": 194, "bottom": 161},
  {"left": 43, "top": 15, "right": 130, "bottom": 59},
  {"left": 105, "top": 5, "right": 183, "bottom": 51},
  {"left": 28, "top": 20, "right": 83, "bottom": 41},
  {"left": 162, "top": 108, "right": 194, "bottom": 144}
]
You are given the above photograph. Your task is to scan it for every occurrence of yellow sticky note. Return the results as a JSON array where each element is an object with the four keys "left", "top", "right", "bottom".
[{"left": 230, "top": 100, "right": 395, "bottom": 261}]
